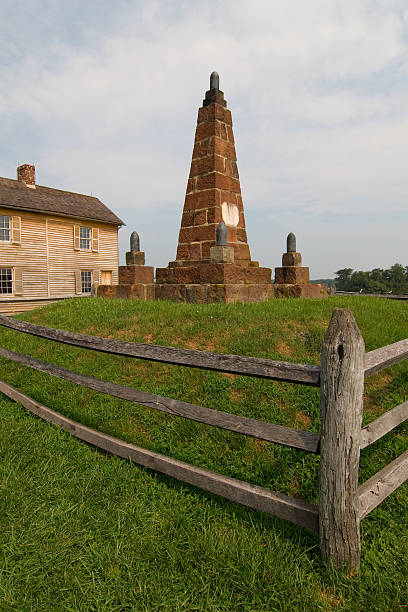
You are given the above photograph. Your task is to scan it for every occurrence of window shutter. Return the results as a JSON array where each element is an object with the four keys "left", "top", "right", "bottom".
[
  {"left": 92, "top": 227, "right": 99, "bottom": 252},
  {"left": 13, "top": 267, "right": 23, "bottom": 295},
  {"left": 75, "top": 270, "right": 82, "bottom": 294},
  {"left": 74, "top": 225, "right": 80, "bottom": 250},
  {"left": 11, "top": 216, "right": 21, "bottom": 244},
  {"left": 91, "top": 269, "right": 99, "bottom": 296}
]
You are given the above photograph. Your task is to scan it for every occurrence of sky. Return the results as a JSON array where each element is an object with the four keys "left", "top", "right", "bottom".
[{"left": 1, "top": 0, "right": 407, "bottom": 278}]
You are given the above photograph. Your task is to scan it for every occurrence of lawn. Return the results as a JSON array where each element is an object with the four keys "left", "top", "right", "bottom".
[{"left": 0, "top": 296, "right": 407, "bottom": 611}]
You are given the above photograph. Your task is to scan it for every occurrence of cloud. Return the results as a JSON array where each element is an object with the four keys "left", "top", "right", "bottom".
[{"left": 0, "top": 0, "right": 407, "bottom": 276}]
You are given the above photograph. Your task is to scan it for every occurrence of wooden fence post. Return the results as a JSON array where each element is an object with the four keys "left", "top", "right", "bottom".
[{"left": 319, "top": 308, "right": 365, "bottom": 571}]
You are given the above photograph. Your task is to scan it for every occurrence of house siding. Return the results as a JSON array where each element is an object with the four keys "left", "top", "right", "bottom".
[{"left": 0, "top": 207, "right": 119, "bottom": 300}]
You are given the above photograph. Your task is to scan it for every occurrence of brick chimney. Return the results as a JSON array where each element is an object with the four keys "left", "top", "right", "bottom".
[
  {"left": 174, "top": 71, "right": 251, "bottom": 265},
  {"left": 17, "top": 164, "right": 36, "bottom": 188}
]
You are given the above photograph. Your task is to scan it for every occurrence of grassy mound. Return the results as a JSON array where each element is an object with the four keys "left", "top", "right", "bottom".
[{"left": 0, "top": 296, "right": 407, "bottom": 610}]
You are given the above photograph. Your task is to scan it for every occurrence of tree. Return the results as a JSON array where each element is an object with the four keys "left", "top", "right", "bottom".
[
  {"left": 334, "top": 264, "right": 408, "bottom": 294},
  {"left": 335, "top": 268, "right": 353, "bottom": 291}
]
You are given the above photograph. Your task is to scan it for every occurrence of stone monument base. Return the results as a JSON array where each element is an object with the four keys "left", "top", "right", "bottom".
[
  {"left": 119, "top": 265, "right": 154, "bottom": 284},
  {"left": 273, "top": 283, "right": 328, "bottom": 298},
  {"left": 156, "top": 263, "right": 270, "bottom": 285},
  {"left": 97, "top": 283, "right": 155, "bottom": 300},
  {"left": 97, "top": 244, "right": 155, "bottom": 301},
  {"left": 155, "top": 283, "right": 273, "bottom": 304}
]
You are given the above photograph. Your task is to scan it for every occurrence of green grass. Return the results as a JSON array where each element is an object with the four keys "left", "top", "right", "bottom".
[{"left": 0, "top": 296, "right": 407, "bottom": 611}]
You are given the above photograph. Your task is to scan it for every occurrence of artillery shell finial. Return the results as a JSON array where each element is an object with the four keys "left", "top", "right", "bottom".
[
  {"left": 287, "top": 232, "right": 296, "bottom": 253},
  {"left": 130, "top": 230, "right": 140, "bottom": 252},
  {"left": 210, "top": 71, "right": 219, "bottom": 90},
  {"left": 216, "top": 221, "right": 228, "bottom": 246}
]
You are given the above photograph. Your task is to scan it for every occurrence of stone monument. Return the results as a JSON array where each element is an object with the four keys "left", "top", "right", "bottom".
[
  {"left": 273, "top": 233, "right": 327, "bottom": 298},
  {"left": 155, "top": 72, "right": 273, "bottom": 303},
  {"left": 97, "top": 231, "right": 155, "bottom": 300}
]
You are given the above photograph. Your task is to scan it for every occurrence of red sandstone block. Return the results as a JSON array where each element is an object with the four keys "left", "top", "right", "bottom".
[
  {"left": 245, "top": 267, "right": 272, "bottom": 284},
  {"left": 189, "top": 242, "right": 202, "bottom": 259},
  {"left": 155, "top": 268, "right": 170, "bottom": 283},
  {"left": 195, "top": 120, "right": 221, "bottom": 141},
  {"left": 204, "top": 104, "right": 216, "bottom": 121},
  {"left": 97, "top": 285, "right": 111, "bottom": 298},
  {"left": 190, "top": 156, "right": 219, "bottom": 177},
  {"left": 224, "top": 109, "right": 232, "bottom": 125},
  {"left": 282, "top": 252, "right": 302, "bottom": 267},
  {"left": 215, "top": 105, "right": 232, "bottom": 125},
  {"left": 170, "top": 266, "right": 198, "bottom": 283},
  {"left": 206, "top": 207, "right": 222, "bottom": 224},
  {"left": 99, "top": 284, "right": 157, "bottom": 300},
  {"left": 179, "top": 224, "right": 216, "bottom": 243},
  {"left": 205, "top": 104, "right": 231, "bottom": 124},
  {"left": 227, "top": 227, "right": 237, "bottom": 242},
  {"left": 229, "top": 177, "right": 241, "bottom": 193},
  {"left": 184, "top": 189, "right": 221, "bottom": 210},
  {"left": 215, "top": 104, "right": 226, "bottom": 121},
  {"left": 220, "top": 191, "right": 237, "bottom": 206},
  {"left": 206, "top": 284, "right": 225, "bottom": 303},
  {"left": 225, "top": 160, "right": 239, "bottom": 179},
  {"left": 195, "top": 173, "right": 241, "bottom": 193},
  {"left": 274, "top": 284, "right": 300, "bottom": 298},
  {"left": 187, "top": 178, "right": 195, "bottom": 193},
  {"left": 236, "top": 195, "right": 244, "bottom": 211},
  {"left": 274, "top": 267, "right": 310, "bottom": 284},
  {"left": 185, "top": 284, "right": 208, "bottom": 304},
  {"left": 237, "top": 228, "right": 247, "bottom": 242},
  {"left": 273, "top": 284, "right": 327, "bottom": 298},
  {"left": 213, "top": 138, "right": 236, "bottom": 160},
  {"left": 192, "top": 140, "right": 210, "bottom": 159},
  {"left": 128, "top": 284, "right": 148, "bottom": 299},
  {"left": 115, "top": 285, "right": 130, "bottom": 299},
  {"left": 195, "top": 173, "right": 217, "bottom": 191},
  {"left": 145, "top": 284, "right": 155, "bottom": 300},
  {"left": 216, "top": 174, "right": 241, "bottom": 193},
  {"left": 197, "top": 264, "right": 245, "bottom": 284},
  {"left": 224, "top": 285, "right": 249, "bottom": 303},
  {"left": 181, "top": 211, "right": 194, "bottom": 227},
  {"left": 119, "top": 266, "right": 154, "bottom": 284},
  {"left": 197, "top": 107, "right": 208, "bottom": 123},
  {"left": 154, "top": 282, "right": 273, "bottom": 304},
  {"left": 176, "top": 244, "right": 189, "bottom": 260},
  {"left": 199, "top": 172, "right": 239, "bottom": 192},
  {"left": 213, "top": 174, "right": 231, "bottom": 192},
  {"left": 233, "top": 243, "right": 251, "bottom": 261},
  {"left": 226, "top": 125, "right": 234, "bottom": 144},
  {"left": 155, "top": 284, "right": 187, "bottom": 303},
  {"left": 194, "top": 209, "right": 207, "bottom": 225},
  {"left": 214, "top": 155, "right": 226, "bottom": 173},
  {"left": 201, "top": 241, "right": 212, "bottom": 259},
  {"left": 247, "top": 284, "right": 274, "bottom": 302},
  {"left": 220, "top": 124, "right": 228, "bottom": 140}
]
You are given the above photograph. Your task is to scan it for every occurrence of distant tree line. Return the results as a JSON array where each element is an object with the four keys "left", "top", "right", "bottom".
[{"left": 335, "top": 264, "right": 408, "bottom": 294}]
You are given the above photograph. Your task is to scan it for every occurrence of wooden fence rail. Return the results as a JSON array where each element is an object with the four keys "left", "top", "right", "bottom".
[
  {"left": 0, "top": 308, "right": 407, "bottom": 572},
  {"left": 0, "top": 315, "right": 320, "bottom": 386}
]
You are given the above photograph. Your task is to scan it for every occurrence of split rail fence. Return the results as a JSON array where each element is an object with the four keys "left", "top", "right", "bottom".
[{"left": 0, "top": 308, "right": 407, "bottom": 571}]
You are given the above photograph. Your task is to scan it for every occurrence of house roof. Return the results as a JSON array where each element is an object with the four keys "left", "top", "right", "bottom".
[{"left": 0, "top": 177, "right": 124, "bottom": 226}]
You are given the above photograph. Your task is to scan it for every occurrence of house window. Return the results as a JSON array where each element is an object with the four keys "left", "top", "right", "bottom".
[
  {"left": 0, "top": 216, "right": 10, "bottom": 241},
  {"left": 81, "top": 270, "right": 92, "bottom": 293},
  {"left": 80, "top": 227, "right": 91, "bottom": 250},
  {"left": 0, "top": 268, "right": 12, "bottom": 294}
]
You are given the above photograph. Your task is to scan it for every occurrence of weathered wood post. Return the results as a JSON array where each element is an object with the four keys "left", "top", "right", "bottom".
[{"left": 319, "top": 308, "right": 365, "bottom": 571}]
